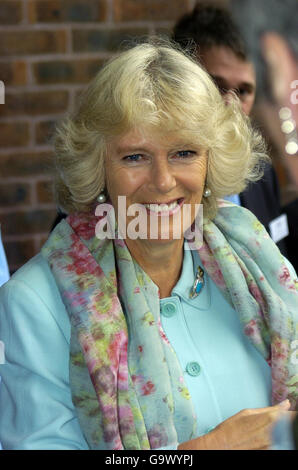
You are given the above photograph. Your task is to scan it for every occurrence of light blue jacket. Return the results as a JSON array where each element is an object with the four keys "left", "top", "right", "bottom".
[
  {"left": 0, "top": 249, "right": 295, "bottom": 450},
  {"left": 0, "top": 254, "right": 89, "bottom": 449}
]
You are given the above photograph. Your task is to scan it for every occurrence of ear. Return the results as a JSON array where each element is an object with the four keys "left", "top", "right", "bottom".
[{"left": 261, "top": 32, "right": 297, "bottom": 121}]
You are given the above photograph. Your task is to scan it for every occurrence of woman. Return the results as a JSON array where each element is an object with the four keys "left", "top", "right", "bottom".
[{"left": 0, "top": 40, "right": 297, "bottom": 450}]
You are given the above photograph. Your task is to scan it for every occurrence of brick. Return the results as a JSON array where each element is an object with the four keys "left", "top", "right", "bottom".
[
  {"left": 36, "top": 179, "right": 55, "bottom": 203},
  {"left": 113, "top": 0, "right": 190, "bottom": 22},
  {"left": 33, "top": 58, "right": 104, "bottom": 85},
  {"left": 0, "top": 122, "right": 30, "bottom": 147},
  {"left": 0, "top": 1, "right": 23, "bottom": 25},
  {"left": 28, "top": 0, "right": 107, "bottom": 23},
  {"left": 4, "top": 239, "right": 36, "bottom": 270},
  {"left": 0, "top": 151, "right": 54, "bottom": 177},
  {"left": 72, "top": 28, "right": 149, "bottom": 53},
  {"left": 0, "top": 62, "right": 27, "bottom": 86},
  {"left": 0, "top": 30, "right": 67, "bottom": 56},
  {"left": 0, "top": 208, "right": 57, "bottom": 235},
  {"left": 0, "top": 90, "right": 69, "bottom": 117},
  {"left": 0, "top": 182, "right": 31, "bottom": 206},
  {"left": 35, "top": 120, "right": 56, "bottom": 145}
]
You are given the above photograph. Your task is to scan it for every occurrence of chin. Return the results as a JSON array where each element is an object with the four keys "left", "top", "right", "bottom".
[{"left": 140, "top": 233, "right": 184, "bottom": 244}]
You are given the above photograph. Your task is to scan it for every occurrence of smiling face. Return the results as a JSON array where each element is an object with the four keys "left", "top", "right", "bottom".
[
  {"left": 105, "top": 127, "right": 208, "bottom": 249},
  {"left": 200, "top": 45, "right": 256, "bottom": 116}
]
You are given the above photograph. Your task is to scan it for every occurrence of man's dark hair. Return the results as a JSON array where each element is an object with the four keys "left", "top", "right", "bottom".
[{"left": 172, "top": 2, "right": 247, "bottom": 60}]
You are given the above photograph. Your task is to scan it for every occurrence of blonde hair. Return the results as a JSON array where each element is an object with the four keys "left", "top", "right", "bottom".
[{"left": 54, "top": 38, "right": 268, "bottom": 219}]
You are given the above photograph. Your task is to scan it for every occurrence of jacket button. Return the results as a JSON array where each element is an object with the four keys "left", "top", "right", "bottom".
[
  {"left": 186, "top": 361, "right": 201, "bottom": 377},
  {"left": 161, "top": 302, "right": 177, "bottom": 317}
]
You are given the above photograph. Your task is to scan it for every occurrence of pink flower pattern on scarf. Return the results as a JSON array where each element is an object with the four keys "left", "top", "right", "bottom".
[{"left": 42, "top": 202, "right": 298, "bottom": 449}]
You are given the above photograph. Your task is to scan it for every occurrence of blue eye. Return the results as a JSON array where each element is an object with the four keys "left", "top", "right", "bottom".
[
  {"left": 123, "top": 154, "right": 142, "bottom": 162},
  {"left": 175, "top": 150, "right": 196, "bottom": 158}
]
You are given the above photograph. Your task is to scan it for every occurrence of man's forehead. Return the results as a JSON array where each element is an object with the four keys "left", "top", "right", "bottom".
[{"left": 199, "top": 45, "right": 256, "bottom": 87}]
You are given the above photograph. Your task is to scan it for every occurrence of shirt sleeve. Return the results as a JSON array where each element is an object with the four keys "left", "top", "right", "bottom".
[
  {"left": 270, "top": 415, "right": 295, "bottom": 450},
  {"left": 0, "top": 279, "right": 89, "bottom": 450}
]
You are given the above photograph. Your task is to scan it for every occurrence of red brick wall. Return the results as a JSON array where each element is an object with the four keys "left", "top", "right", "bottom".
[{"left": 0, "top": 0, "right": 227, "bottom": 272}]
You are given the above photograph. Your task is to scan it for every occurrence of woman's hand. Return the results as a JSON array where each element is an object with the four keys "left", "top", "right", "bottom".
[{"left": 178, "top": 400, "right": 295, "bottom": 450}]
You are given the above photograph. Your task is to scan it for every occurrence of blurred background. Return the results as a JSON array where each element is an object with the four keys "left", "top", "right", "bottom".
[{"left": 0, "top": 0, "right": 296, "bottom": 273}]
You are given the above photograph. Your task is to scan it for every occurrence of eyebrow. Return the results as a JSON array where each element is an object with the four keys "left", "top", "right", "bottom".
[
  {"left": 211, "top": 75, "right": 256, "bottom": 92},
  {"left": 115, "top": 142, "right": 201, "bottom": 155},
  {"left": 115, "top": 145, "right": 148, "bottom": 155}
]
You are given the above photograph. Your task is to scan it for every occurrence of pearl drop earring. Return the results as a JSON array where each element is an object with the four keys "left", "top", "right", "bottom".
[
  {"left": 203, "top": 188, "right": 211, "bottom": 198},
  {"left": 97, "top": 191, "right": 106, "bottom": 203}
]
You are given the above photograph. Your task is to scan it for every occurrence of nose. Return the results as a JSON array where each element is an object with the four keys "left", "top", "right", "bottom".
[{"left": 148, "top": 158, "right": 177, "bottom": 193}]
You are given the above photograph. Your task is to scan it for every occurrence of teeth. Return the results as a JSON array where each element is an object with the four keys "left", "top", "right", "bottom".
[{"left": 143, "top": 200, "right": 179, "bottom": 212}]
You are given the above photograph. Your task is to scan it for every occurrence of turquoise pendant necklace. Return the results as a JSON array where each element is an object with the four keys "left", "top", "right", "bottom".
[{"left": 189, "top": 266, "right": 205, "bottom": 299}]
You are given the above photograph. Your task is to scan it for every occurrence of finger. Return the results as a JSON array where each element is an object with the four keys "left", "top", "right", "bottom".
[
  {"left": 245, "top": 400, "right": 291, "bottom": 415},
  {"left": 276, "top": 399, "right": 291, "bottom": 410}
]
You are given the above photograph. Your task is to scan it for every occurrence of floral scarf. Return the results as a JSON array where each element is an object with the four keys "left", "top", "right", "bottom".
[{"left": 41, "top": 201, "right": 298, "bottom": 449}]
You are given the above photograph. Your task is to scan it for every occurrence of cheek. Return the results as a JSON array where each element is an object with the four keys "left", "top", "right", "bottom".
[
  {"left": 106, "top": 167, "right": 145, "bottom": 202},
  {"left": 243, "top": 99, "right": 254, "bottom": 115},
  {"left": 244, "top": 92, "right": 255, "bottom": 106},
  {"left": 185, "top": 162, "right": 207, "bottom": 193}
]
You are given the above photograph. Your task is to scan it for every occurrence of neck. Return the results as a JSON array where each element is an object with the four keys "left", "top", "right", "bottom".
[{"left": 125, "top": 238, "right": 184, "bottom": 298}]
